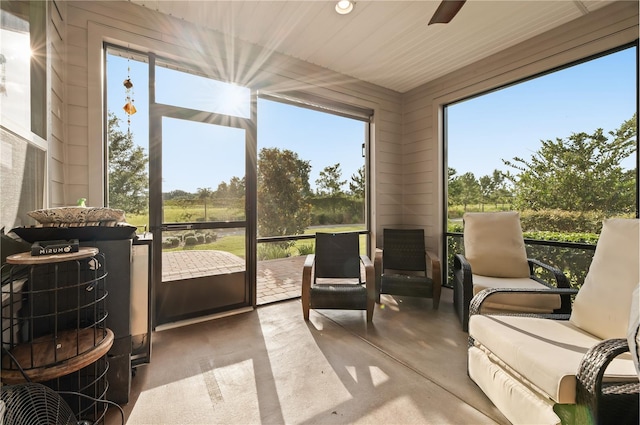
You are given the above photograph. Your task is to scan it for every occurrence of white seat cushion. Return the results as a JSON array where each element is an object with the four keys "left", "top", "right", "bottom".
[
  {"left": 472, "top": 275, "right": 561, "bottom": 312},
  {"left": 570, "top": 218, "right": 640, "bottom": 340},
  {"left": 463, "top": 211, "right": 530, "bottom": 278},
  {"left": 468, "top": 346, "right": 561, "bottom": 425},
  {"left": 469, "top": 315, "right": 637, "bottom": 404}
]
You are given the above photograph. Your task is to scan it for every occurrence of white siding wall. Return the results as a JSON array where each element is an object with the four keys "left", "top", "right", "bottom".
[
  {"left": 49, "top": 0, "right": 67, "bottom": 206},
  {"left": 61, "top": 0, "right": 403, "bottom": 250},
  {"left": 401, "top": 1, "right": 638, "bottom": 258},
  {"left": 55, "top": 1, "right": 637, "bottom": 255}
]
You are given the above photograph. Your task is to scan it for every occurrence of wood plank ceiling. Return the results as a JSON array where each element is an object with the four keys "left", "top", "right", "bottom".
[{"left": 129, "top": 0, "right": 616, "bottom": 93}]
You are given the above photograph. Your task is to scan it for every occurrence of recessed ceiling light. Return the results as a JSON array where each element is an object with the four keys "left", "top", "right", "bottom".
[{"left": 335, "top": 0, "right": 354, "bottom": 15}]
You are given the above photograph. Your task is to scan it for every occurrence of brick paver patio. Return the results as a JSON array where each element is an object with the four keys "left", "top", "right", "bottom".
[{"left": 162, "top": 250, "right": 305, "bottom": 305}]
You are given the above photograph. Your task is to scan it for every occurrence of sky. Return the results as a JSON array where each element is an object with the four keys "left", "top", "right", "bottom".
[
  {"left": 107, "top": 45, "right": 636, "bottom": 193},
  {"left": 447, "top": 46, "right": 637, "bottom": 179},
  {"left": 107, "top": 54, "right": 365, "bottom": 193}
]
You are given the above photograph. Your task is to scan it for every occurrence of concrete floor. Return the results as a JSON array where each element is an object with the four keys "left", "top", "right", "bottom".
[{"left": 106, "top": 288, "right": 509, "bottom": 425}]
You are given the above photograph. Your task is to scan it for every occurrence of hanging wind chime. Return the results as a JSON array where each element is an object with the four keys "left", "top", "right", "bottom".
[{"left": 123, "top": 56, "right": 137, "bottom": 134}]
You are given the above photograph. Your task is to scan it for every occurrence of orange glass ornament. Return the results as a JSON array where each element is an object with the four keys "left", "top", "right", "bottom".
[{"left": 123, "top": 100, "right": 137, "bottom": 115}]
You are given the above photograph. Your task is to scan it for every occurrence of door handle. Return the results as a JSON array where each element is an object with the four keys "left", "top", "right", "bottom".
[{"left": 161, "top": 224, "right": 193, "bottom": 231}]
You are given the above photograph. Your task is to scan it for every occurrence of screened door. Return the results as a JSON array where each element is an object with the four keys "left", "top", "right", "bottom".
[{"left": 149, "top": 56, "right": 256, "bottom": 325}]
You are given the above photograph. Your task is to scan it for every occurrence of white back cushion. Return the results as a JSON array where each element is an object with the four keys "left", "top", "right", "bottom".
[
  {"left": 570, "top": 218, "right": 640, "bottom": 340},
  {"left": 463, "top": 211, "right": 530, "bottom": 278}
]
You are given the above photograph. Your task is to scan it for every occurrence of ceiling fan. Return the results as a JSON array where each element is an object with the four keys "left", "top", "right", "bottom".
[{"left": 428, "top": 0, "right": 467, "bottom": 25}]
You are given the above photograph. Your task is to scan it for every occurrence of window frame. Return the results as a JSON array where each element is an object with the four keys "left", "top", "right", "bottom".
[{"left": 441, "top": 42, "right": 639, "bottom": 287}]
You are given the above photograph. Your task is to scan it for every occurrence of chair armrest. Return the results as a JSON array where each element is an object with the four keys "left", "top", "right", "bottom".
[
  {"left": 454, "top": 254, "right": 473, "bottom": 287},
  {"left": 468, "top": 287, "right": 578, "bottom": 347},
  {"left": 374, "top": 249, "right": 383, "bottom": 292},
  {"left": 304, "top": 254, "right": 315, "bottom": 268},
  {"left": 301, "top": 254, "right": 315, "bottom": 320},
  {"left": 454, "top": 254, "right": 475, "bottom": 330},
  {"left": 528, "top": 258, "right": 570, "bottom": 288},
  {"left": 469, "top": 286, "right": 578, "bottom": 319},
  {"left": 576, "top": 324, "right": 640, "bottom": 424},
  {"left": 360, "top": 254, "right": 376, "bottom": 295},
  {"left": 426, "top": 251, "right": 442, "bottom": 287},
  {"left": 427, "top": 251, "right": 442, "bottom": 309},
  {"left": 302, "top": 254, "right": 315, "bottom": 289},
  {"left": 527, "top": 258, "right": 572, "bottom": 313},
  {"left": 361, "top": 254, "right": 376, "bottom": 322}
]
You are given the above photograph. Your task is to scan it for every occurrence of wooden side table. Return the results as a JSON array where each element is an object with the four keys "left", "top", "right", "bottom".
[{"left": 1, "top": 247, "right": 112, "bottom": 422}]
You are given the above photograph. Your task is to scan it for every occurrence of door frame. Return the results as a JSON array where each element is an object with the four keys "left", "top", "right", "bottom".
[{"left": 148, "top": 53, "right": 258, "bottom": 327}]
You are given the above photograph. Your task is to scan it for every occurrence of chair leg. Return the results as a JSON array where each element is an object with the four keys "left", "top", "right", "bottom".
[
  {"left": 302, "top": 302, "right": 310, "bottom": 321},
  {"left": 366, "top": 300, "right": 374, "bottom": 323},
  {"left": 432, "top": 284, "right": 441, "bottom": 310}
]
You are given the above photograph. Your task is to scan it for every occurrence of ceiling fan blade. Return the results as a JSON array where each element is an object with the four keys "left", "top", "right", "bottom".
[{"left": 428, "top": 0, "right": 467, "bottom": 25}]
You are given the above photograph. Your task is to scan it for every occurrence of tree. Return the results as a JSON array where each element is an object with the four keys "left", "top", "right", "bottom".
[
  {"left": 316, "top": 163, "right": 346, "bottom": 196},
  {"left": 164, "top": 189, "right": 190, "bottom": 201},
  {"left": 455, "top": 172, "right": 481, "bottom": 211},
  {"left": 478, "top": 170, "right": 507, "bottom": 210},
  {"left": 228, "top": 176, "right": 245, "bottom": 199},
  {"left": 257, "top": 148, "right": 311, "bottom": 238},
  {"left": 503, "top": 114, "right": 637, "bottom": 214},
  {"left": 197, "top": 187, "right": 213, "bottom": 221},
  {"left": 107, "top": 112, "right": 148, "bottom": 214},
  {"left": 447, "top": 167, "right": 462, "bottom": 207},
  {"left": 214, "top": 176, "right": 245, "bottom": 210},
  {"left": 348, "top": 166, "right": 365, "bottom": 198}
]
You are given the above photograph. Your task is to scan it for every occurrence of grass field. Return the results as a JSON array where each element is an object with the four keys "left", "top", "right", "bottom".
[
  {"left": 161, "top": 225, "right": 366, "bottom": 258},
  {"left": 127, "top": 205, "right": 367, "bottom": 259},
  {"left": 126, "top": 205, "right": 243, "bottom": 228}
]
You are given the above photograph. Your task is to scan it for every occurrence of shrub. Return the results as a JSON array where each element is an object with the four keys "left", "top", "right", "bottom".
[
  {"left": 448, "top": 221, "right": 463, "bottom": 233},
  {"left": 296, "top": 243, "right": 315, "bottom": 256},
  {"left": 162, "top": 237, "right": 180, "bottom": 249},
  {"left": 316, "top": 213, "right": 328, "bottom": 225},
  {"left": 161, "top": 237, "right": 180, "bottom": 249},
  {"left": 520, "top": 209, "right": 606, "bottom": 233},
  {"left": 258, "top": 243, "right": 289, "bottom": 260},
  {"left": 196, "top": 234, "right": 205, "bottom": 244},
  {"left": 448, "top": 205, "right": 465, "bottom": 219},
  {"left": 184, "top": 235, "right": 198, "bottom": 246}
]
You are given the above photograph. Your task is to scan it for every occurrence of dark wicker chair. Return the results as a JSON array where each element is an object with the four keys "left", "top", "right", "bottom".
[
  {"left": 469, "top": 287, "right": 640, "bottom": 425},
  {"left": 453, "top": 211, "right": 571, "bottom": 332},
  {"left": 301, "top": 232, "right": 375, "bottom": 322},
  {"left": 374, "top": 228, "right": 441, "bottom": 309},
  {"left": 467, "top": 218, "right": 640, "bottom": 425},
  {"left": 454, "top": 255, "right": 571, "bottom": 331}
]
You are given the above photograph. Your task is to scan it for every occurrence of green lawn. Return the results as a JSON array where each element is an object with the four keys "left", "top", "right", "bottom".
[
  {"left": 162, "top": 224, "right": 367, "bottom": 259},
  {"left": 126, "top": 205, "right": 244, "bottom": 228},
  {"left": 125, "top": 204, "right": 366, "bottom": 258}
]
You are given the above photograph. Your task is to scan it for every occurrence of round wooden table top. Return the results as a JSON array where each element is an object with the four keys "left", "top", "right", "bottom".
[
  {"left": 1, "top": 328, "right": 114, "bottom": 384},
  {"left": 6, "top": 246, "right": 99, "bottom": 265}
]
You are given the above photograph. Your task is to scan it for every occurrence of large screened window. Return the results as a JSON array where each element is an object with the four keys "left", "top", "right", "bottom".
[
  {"left": 105, "top": 48, "right": 150, "bottom": 228},
  {"left": 445, "top": 45, "right": 638, "bottom": 288},
  {"left": 0, "top": 0, "right": 46, "bottom": 231},
  {"left": 105, "top": 44, "right": 373, "bottom": 309},
  {"left": 255, "top": 96, "right": 370, "bottom": 304}
]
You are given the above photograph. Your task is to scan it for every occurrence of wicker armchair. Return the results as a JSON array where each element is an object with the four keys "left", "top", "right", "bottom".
[
  {"left": 374, "top": 228, "right": 441, "bottom": 309},
  {"left": 453, "top": 211, "right": 571, "bottom": 331},
  {"left": 301, "top": 232, "right": 375, "bottom": 322},
  {"left": 467, "top": 218, "right": 640, "bottom": 425}
]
